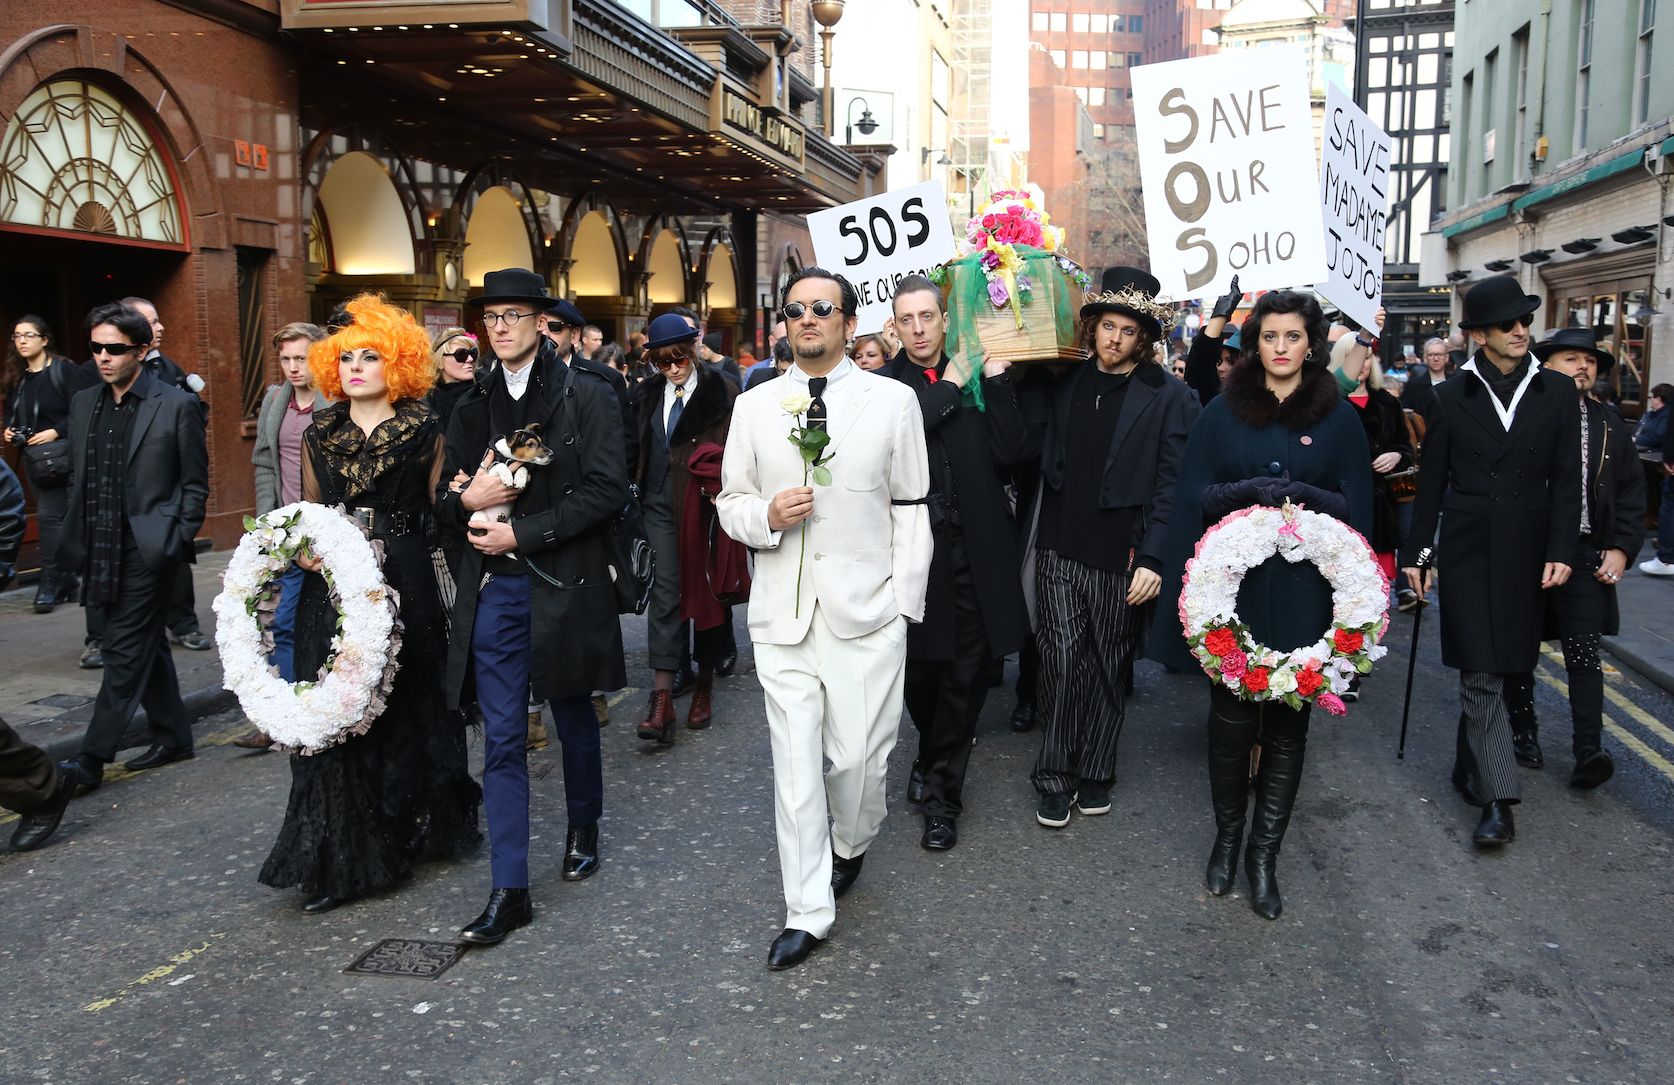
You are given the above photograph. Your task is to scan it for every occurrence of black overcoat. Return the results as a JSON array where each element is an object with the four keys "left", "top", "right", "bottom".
[
  {"left": 1399, "top": 354, "right": 1583, "bottom": 674},
  {"left": 1149, "top": 364, "right": 1373, "bottom": 673},
  {"left": 881, "top": 351, "right": 1030, "bottom": 662},
  {"left": 438, "top": 342, "right": 628, "bottom": 703}
]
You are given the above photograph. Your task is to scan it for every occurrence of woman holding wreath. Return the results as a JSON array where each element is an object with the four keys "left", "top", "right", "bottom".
[
  {"left": 1151, "top": 290, "right": 1373, "bottom": 920},
  {"left": 259, "top": 294, "right": 481, "bottom": 914}
]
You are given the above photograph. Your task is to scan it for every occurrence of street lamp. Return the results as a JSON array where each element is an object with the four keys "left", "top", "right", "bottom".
[
  {"left": 811, "top": 0, "right": 845, "bottom": 138},
  {"left": 845, "top": 96, "right": 879, "bottom": 144}
]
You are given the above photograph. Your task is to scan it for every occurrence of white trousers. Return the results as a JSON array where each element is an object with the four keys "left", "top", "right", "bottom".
[{"left": 754, "top": 605, "right": 907, "bottom": 938}]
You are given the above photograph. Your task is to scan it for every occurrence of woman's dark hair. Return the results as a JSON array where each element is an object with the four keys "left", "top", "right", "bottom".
[
  {"left": 3, "top": 313, "right": 58, "bottom": 400},
  {"left": 1238, "top": 290, "right": 1330, "bottom": 372},
  {"left": 593, "top": 343, "right": 625, "bottom": 372},
  {"left": 84, "top": 302, "right": 154, "bottom": 347},
  {"left": 1076, "top": 309, "right": 1159, "bottom": 366},
  {"left": 772, "top": 337, "right": 794, "bottom": 365},
  {"left": 781, "top": 266, "right": 860, "bottom": 316},
  {"left": 1652, "top": 383, "right": 1674, "bottom": 403}
]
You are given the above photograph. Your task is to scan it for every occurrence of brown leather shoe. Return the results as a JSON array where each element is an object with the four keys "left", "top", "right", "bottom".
[
  {"left": 636, "top": 689, "right": 676, "bottom": 743},
  {"left": 591, "top": 693, "right": 610, "bottom": 727},
  {"left": 687, "top": 670, "right": 713, "bottom": 729},
  {"left": 527, "top": 710, "right": 549, "bottom": 751},
  {"left": 231, "top": 730, "right": 273, "bottom": 750}
]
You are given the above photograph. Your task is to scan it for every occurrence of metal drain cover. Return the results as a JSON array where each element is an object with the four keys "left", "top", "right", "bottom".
[
  {"left": 28, "top": 694, "right": 94, "bottom": 709},
  {"left": 343, "top": 938, "right": 468, "bottom": 979}
]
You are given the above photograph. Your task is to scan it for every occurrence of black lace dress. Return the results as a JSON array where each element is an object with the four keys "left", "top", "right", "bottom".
[{"left": 259, "top": 400, "right": 481, "bottom": 901}]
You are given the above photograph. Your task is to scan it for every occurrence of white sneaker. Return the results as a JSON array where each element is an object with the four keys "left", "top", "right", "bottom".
[{"left": 1638, "top": 558, "right": 1674, "bottom": 577}]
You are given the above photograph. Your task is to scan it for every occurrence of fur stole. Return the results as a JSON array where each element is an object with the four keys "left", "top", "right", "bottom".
[{"left": 1221, "top": 359, "right": 1342, "bottom": 431}]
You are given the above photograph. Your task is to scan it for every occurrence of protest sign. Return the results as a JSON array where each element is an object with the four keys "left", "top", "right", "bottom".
[
  {"left": 1130, "top": 47, "right": 1326, "bottom": 300},
  {"left": 808, "top": 180, "right": 958, "bottom": 334},
  {"left": 1316, "top": 83, "right": 1391, "bottom": 330}
]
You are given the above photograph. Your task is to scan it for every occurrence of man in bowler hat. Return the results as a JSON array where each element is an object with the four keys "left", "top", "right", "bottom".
[
  {"left": 1401, "top": 275, "right": 1582, "bottom": 848},
  {"left": 1500, "top": 328, "right": 1643, "bottom": 789},
  {"left": 439, "top": 269, "right": 628, "bottom": 944}
]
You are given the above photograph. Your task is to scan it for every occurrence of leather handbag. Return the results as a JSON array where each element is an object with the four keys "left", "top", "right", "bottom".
[
  {"left": 611, "top": 484, "right": 656, "bottom": 616},
  {"left": 22, "top": 438, "right": 72, "bottom": 488}
]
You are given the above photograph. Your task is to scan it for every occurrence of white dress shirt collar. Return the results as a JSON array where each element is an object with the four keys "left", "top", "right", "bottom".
[
  {"left": 787, "top": 357, "right": 856, "bottom": 388},
  {"left": 502, "top": 361, "right": 533, "bottom": 401}
]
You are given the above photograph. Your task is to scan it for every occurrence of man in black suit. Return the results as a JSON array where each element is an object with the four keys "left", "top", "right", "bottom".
[
  {"left": 1500, "top": 329, "right": 1644, "bottom": 789},
  {"left": 1401, "top": 276, "right": 1582, "bottom": 849},
  {"left": 56, "top": 303, "right": 208, "bottom": 793},
  {"left": 879, "top": 274, "right": 1030, "bottom": 851}
]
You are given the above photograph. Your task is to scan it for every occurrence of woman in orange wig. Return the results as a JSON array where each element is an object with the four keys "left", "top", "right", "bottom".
[{"left": 259, "top": 293, "right": 481, "bottom": 913}]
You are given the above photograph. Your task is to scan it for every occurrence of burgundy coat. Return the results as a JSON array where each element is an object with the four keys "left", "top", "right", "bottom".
[{"left": 681, "top": 441, "right": 750, "bottom": 630}]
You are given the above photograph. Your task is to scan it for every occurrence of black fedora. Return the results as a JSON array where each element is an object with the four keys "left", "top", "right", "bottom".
[
  {"left": 544, "top": 298, "right": 587, "bottom": 328},
  {"left": 1080, "top": 265, "right": 1175, "bottom": 337},
  {"left": 469, "top": 267, "right": 557, "bottom": 308},
  {"left": 1458, "top": 274, "right": 1540, "bottom": 329},
  {"left": 1532, "top": 327, "right": 1615, "bottom": 373}
]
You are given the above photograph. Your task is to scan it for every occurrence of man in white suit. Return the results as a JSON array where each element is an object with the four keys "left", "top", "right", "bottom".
[{"left": 718, "top": 267, "right": 932, "bottom": 971}]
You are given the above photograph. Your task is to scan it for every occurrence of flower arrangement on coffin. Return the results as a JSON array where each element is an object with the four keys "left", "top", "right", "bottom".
[
  {"left": 1179, "top": 500, "right": 1390, "bottom": 716},
  {"left": 928, "top": 190, "right": 1091, "bottom": 392}
]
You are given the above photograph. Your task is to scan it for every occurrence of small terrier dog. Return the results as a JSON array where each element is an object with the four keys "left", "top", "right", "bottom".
[{"left": 469, "top": 424, "right": 554, "bottom": 532}]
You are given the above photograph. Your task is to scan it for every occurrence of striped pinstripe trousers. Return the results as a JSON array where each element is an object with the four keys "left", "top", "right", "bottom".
[
  {"left": 1031, "top": 550, "right": 1135, "bottom": 797},
  {"left": 1460, "top": 670, "right": 1522, "bottom": 802}
]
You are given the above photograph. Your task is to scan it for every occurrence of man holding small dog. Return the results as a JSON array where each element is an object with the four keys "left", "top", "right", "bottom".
[{"left": 438, "top": 268, "right": 628, "bottom": 946}]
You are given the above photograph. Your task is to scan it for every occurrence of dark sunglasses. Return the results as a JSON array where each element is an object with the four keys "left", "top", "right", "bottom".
[
  {"left": 1496, "top": 315, "right": 1534, "bottom": 333},
  {"left": 782, "top": 299, "right": 839, "bottom": 320},
  {"left": 445, "top": 348, "right": 478, "bottom": 365},
  {"left": 651, "top": 347, "right": 693, "bottom": 369},
  {"left": 89, "top": 341, "right": 141, "bottom": 356}
]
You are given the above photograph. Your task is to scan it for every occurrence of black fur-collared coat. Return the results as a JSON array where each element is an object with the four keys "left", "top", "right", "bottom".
[
  {"left": 632, "top": 365, "right": 738, "bottom": 518},
  {"left": 1148, "top": 361, "right": 1373, "bottom": 674}
]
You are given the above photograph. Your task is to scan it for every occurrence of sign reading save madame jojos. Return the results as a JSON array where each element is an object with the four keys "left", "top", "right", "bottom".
[
  {"left": 807, "top": 181, "right": 958, "bottom": 335},
  {"left": 1130, "top": 47, "right": 1326, "bottom": 300},
  {"left": 1315, "top": 83, "right": 1391, "bottom": 330}
]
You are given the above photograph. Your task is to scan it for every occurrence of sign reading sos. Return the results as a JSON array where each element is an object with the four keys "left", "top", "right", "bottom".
[{"left": 808, "top": 180, "right": 958, "bottom": 335}]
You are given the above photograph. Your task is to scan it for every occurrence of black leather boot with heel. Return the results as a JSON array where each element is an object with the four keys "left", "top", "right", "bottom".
[
  {"left": 1205, "top": 710, "right": 1256, "bottom": 897},
  {"left": 1245, "top": 731, "right": 1306, "bottom": 920}
]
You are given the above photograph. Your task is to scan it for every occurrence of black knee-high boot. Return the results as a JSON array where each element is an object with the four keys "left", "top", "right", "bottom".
[
  {"left": 1205, "top": 708, "right": 1256, "bottom": 896},
  {"left": 1245, "top": 731, "right": 1306, "bottom": 920}
]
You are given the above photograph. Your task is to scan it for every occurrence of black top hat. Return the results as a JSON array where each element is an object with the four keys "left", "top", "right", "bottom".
[
  {"left": 645, "top": 312, "right": 699, "bottom": 350},
  {"left": 1532, "top": 327, "right": 1615, "bottom": 373},
  {"left": 469, "top": 268, "right": 557, "bottom": 308},
  {"left": 1080, "top": 265, "right": 1175, "bottom": 337},
  {"left": 544, "top": 298, "right": 587, "bottom": 328},
  {"left": 1458, "top": 274, "right": 1541, "bottom": 329}
]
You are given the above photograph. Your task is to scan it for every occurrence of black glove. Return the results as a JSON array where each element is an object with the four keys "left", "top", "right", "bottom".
[
  {"left": 1278, "top": 480, "right": 1349, "bottom": 521},
  {"left": 1210, "top": 275, "right": 1242, "bottom": 322},
  {"left": 1200, "top": 479, "right": 1262, "bottom": 521},
  {"left": 1252, "top": 477, "right": 1290, "bottom": 508}
]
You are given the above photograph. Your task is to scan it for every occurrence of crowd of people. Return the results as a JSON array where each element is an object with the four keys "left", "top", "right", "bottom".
[{"left": 0, "top": 259, "right": 1667, "bottom": 972}]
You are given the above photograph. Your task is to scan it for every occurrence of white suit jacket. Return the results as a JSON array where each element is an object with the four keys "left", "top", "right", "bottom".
[{"left": 718, "top": 358, "right": 932, "bottom": 646}]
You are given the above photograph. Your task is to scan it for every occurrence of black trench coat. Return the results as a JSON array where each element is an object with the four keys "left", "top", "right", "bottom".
[
  {"left": 438, "top": 341, "right": 628, "bottom": 703},
  {"left": 1400, "top": 355, "right": 1583, "bottom": 674}
]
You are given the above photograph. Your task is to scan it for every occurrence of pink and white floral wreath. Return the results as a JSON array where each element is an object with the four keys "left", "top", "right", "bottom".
[
  {"left": 212, "top": 503, "right": 403, "bottom": 753},
  {"left": 1179, "top": 500, "right": 1389, "bottom": 716}
]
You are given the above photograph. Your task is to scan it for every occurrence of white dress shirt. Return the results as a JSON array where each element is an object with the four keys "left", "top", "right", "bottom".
[
  {"left": 502, "top": 360, "right": 533, "bottom": 402},
  {"left": 662, "top": 367, "right": 697, "bottom": 435}
]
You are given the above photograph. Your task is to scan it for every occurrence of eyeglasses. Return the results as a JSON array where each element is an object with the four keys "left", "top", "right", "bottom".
[
  {"left": 1496, "top": 315, "right": 1534, "bottom": 333},
  {"left": 11, "top": 332, "right": 43, "bottom": 342},
  {"left": 782, "top": 300, "right": 839, "bottom": 321},
  {"left": 481, "top": 310, "right": 534, "bottom": 328},
  {"left": 89, "top": 341, "right": 142, "bottom": 356},
  {"left": 445, "top": 349, "right": 479, "bottom": 365},
  {"left": 651, "top": 347, "right": 694, "bottom": 369}
]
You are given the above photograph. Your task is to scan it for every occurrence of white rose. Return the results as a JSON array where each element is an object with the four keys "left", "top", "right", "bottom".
[
  {"left": 1268, "top": 668, "right": 1298, "bottom": 695},
  {"left": 780, "top": 391, "right": 814, "bottom": 417}
]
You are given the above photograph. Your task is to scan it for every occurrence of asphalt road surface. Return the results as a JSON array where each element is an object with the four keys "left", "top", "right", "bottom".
[{"left": 4, "top": 607, "right": 1674, "bottom": 1084}]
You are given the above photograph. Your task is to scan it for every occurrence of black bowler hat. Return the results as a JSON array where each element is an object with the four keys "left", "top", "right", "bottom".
[
  {"left": 1532, "top": 327, "right": 1615, "bottom": 374},
  {"left": 469, "top": 267, "right": 556, "bottom": 308},
  {"left": 544, "top": 298, "right": 587, "bottom": 328},
  {"left": 1458, "top": 274, "right": 1541, "bottom": 329},
  {"left": 645, "top": 312, "right": 699, "bottom": 350},
  {"left": 1080, "top": 265, "right": 1176, "bottom": 337}
]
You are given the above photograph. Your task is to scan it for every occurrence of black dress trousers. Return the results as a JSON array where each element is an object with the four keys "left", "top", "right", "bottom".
[{"left": 81, "top": 539, "right": 191, "bottom": 762}]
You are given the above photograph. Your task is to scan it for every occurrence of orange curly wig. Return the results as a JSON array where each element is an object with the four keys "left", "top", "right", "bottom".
[{"left": 309, "top": 294, "right": 437, "bottom": 402}]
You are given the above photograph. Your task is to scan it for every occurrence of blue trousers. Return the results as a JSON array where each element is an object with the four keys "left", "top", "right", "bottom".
[
  {"left": 269, "top": 564, "right": 307, "bottom": 683},
  {"left": 472, "top": 573, "right": 603, "bottom": 889}
]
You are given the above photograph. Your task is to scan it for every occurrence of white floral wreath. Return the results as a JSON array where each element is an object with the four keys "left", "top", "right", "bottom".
[
  {"left": 1179, "top": 500, "right": 1389, "bottom": 716},
  {"left": 212, "top": 502, "right": 402, "bottom": 754}
]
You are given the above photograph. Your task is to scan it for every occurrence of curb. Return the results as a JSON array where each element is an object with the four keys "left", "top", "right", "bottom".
[
  {"left": 40, "top": 685, "right": 238, "bottom": 765},
  {"left": 1603, "top": 637, "right": 1674, "bottom": 699}
]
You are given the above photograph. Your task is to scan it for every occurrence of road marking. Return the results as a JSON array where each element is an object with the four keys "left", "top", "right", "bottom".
[
  {"left": 82, "top": 934, "right": 227, "bottom": 1012},
  {"left": 1539, "top": 648, "right": 1674, "bottom": 747},
  {"left": 1535, "top": 664, "right": 1674, "bottom": 784}
]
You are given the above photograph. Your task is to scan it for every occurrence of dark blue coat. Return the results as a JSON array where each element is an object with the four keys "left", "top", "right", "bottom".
[{"left": 1149, "top": 364, "right": 1373, "bottom": 673}]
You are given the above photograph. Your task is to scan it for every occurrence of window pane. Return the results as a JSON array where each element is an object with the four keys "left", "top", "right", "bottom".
[
  {"left": 1051, "top": 49, "right": 1066, "bottom": 67},
  {"left": 1031, "top": 12, "right": 1048, "bottom": 30},
  {"left": 1072, "top": 50, "right": 1088, "bottom": 68},
  {"left": 1050, "top": 11, "right": 1066, "bottom": 30},
  {"left": 1090, "top": 51, "right": 1106, "bottom": 69},
  {"left": 1091, "top": 13, "right": 1108, "bottom": 31},
  {"left": 1072, "top": 12, "right": 1089, "bottom": 31}
]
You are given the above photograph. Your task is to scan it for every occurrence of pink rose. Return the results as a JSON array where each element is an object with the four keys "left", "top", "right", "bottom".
[{"left": 1318, "top": 692, "right": 1347, "bottom": 716}]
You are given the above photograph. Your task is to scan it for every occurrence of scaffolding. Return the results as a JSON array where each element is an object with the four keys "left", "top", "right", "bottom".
[{"left": 949, "top": 0, "right": 992, "bottom": 215}]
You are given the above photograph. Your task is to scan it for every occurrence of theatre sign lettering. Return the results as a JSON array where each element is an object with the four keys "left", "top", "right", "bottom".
[{"left": 718, "top": 87, "right": 805, "bottom": 168}]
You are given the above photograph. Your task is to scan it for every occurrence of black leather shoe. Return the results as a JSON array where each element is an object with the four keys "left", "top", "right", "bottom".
[
  {"left": 9, "top": 770, "right": 76, "bottom": 852},
  {"left": 831, "top": 851, "right": 864, "bottom": 899},
  {"left": 921, "top": 815, "right": 957, "bottom": 851},
  {"left": 907, "top": 763, "right": 927, "bottom": 805},
  {"left": 78, "top": 643, "right": 104, "bottom": 670},
  {"left": 459, "top": 888, "right": 533, "bottom": 945},
  {"left": 767, "top": 928, "right": 824, "bottom": 970},
  {"left": 715, "top": 650, "right": 738, "bottom": 678},
  {"left": 123, "top": 744, "right": 194, "bottom": 772},
  {"left": 671, "top": 665, "right": 697, "bottom": 698},
  {"left": 301, "top": 895, "right": 341, "bottom": 915},
  {"left": 1512, "top": 730, "right": 1544, "bottom": 769},
  {"left": 57, "top": 758, "right": 102, "bottom": 795},
  {"left": 1472, "top": 801, "right": 1515, "bottom": 847},
  {"left": 1570, "top": 749, "right": 1615, "bottom": 790},
  {"left": 562, "top": 824, "right": 599, "bottom": 881},
  {"left": 1009, "top": 701, "right": 1036, "bottom": 733}
]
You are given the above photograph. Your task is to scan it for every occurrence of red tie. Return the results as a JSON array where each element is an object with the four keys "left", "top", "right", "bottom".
[{"left": 925, "top": 368, "right": 939, "bottom": 383}]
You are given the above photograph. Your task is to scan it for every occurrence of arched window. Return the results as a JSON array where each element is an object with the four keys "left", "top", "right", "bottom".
[{"left": 0, "top": 79, "right": 184, "bottom": 247}]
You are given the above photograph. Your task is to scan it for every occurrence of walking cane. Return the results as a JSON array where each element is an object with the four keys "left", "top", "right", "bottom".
[{"left": 1397, "top": 549, "right": 1434, "bottom": 760}]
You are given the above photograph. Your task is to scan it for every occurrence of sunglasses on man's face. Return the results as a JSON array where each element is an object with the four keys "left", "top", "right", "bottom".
[
  {"left": 1496, "top": 315, "right": 1533, "bottom": 333},
  {"left": 782, "top": 299, "right": 839, "bottom": 321},
  {"left": 89, "top": 341, "right": 141, "bottom": 357},
  {"left": 445, "top": 349, "right": 478, "bottom": 365}
]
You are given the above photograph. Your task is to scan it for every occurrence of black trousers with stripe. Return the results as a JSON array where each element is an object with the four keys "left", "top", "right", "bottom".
[{"left": 1031, "top": 550, "right": 1135, "bottom": 796}]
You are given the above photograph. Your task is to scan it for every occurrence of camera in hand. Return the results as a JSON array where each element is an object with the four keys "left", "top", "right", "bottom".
[{"left": 9, "top": 425, "right": 34, "bottom": 447}]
